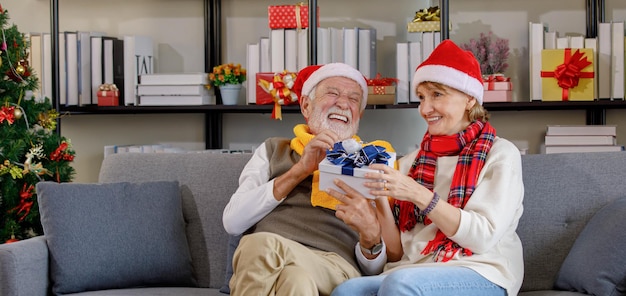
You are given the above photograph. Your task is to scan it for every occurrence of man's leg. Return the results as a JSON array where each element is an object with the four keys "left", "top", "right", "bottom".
[{"left": 230, "top": 232, "right": 360, "bottom": 296}]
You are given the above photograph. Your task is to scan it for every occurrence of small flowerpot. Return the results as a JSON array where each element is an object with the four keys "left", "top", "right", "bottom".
[{"left": 219, "top": 84, "right": 242, "bottom": 105}]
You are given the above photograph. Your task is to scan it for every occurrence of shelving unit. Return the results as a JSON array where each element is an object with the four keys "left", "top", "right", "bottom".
[{"left": 51, "top": 0, "right": 621, "bottom": 150}]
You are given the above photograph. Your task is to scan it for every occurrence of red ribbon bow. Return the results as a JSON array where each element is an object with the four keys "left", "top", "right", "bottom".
[
  {"left": 0, "top": 105, "right": 16, "bottom": 125},
  {"left": 541, "top": 49, "right": 594, "bottom": 101},
  {"left": 483, "top": 74, "right": 511, "bottom": 91},
  {"left": 258, "top": 71, "right": 298, "bottom": 120},
  {"left": 366, "top": 73, "right": 398, "bottom": 87}
]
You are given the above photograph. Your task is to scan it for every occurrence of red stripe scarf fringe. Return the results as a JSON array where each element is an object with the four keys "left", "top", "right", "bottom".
[{"left": 394, "top": 120, "right": 495, "bottom": 262}]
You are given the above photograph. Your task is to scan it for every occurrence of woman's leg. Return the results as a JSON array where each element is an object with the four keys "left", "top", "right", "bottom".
[
  {"left": 378, "top": 266, "right": 506, "bottom": 296},
  {"left": 331, "top": 274, "right": 387, "bottom": 296}
]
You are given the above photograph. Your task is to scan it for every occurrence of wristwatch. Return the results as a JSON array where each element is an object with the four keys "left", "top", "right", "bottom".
[{"left": 360, "top": 241, "right": 384, "bottom": 256}]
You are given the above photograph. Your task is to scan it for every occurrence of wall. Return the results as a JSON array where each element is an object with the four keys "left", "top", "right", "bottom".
[{"left": 5, "top": 0, "right": 626, "bottom": 182}]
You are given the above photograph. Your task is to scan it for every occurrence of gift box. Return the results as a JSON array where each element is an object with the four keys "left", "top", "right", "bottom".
[
  {"left": 256, "top": 71, "right": 299, "bottom": 120},
  {"left": 407, "top": 21, "right": 441, "bottom": 32},
  {"left": 483, "top": 90, "right": 513, "bottom": 102},
  {"left": 483, "top": 74, "right": 512, "bottom": 91},
  {"left": 319, "top": 143, "right": 396, "bottom": 200},
  {"left": 97, "top": 84, "right": 119, "bottom": 106},
  {"left": 367, "top": 86, "right": 396, "bottom": 105},
  {"left": 268, "top": 4, "right": 319, "bottom": 29},
  {"left": 540, "top": 48, "right": 595, "bottom": 101}
]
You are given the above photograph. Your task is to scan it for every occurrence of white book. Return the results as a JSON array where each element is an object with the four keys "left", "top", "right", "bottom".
[
  {"left": 297, "top": 28, "right": 309, "bottom": 71},
  {"left": 102, "top": 37, "right": 115, "bottom": 84},
  {"left": 544, "top": 31, "right": 557, "bottom": 49},
  {"left": 585, "top": 37, "right": 598, "bottom": 100},
  {"left": 246, "top": 43, "right": 260, "bottom": 104},
  {"left": 396, "top": 42, "right": 410, "bottom": 104},
  {"left": 598, "top": 22, "right": 612, "bottom": 100},
  {"left": 357, "top": 28, "right": 376, "bottom": 79},
  {"left": 545, "top": 145, "right": 623, "bottom": 154},
  {"left": 529, "top": 22, "right": 546, "bottom": 101},
  {"left": 330, "top": 27, "right": 344, "bottom": 63},
  {"left": 91, "top": 36, "right": 103, "bottom": 103},
  {"left": 284, "top": 29, "right": 297, "bottom": 72},
  {"left": 58, "top": 32, "right": 67, "bottom": 106},
  {"left": 137, "top": 84, "right": 210, "bottom": 96},
  {"left": 546, "top": 125, "right": 617, "bottom": 136},
  {"left": 78, "top": 31, "right": 104, "bottom": 105},
  {"left": 408, "top": 41, "right": 422, "bottom": 103},
  {"left": 434, "top": 32, "right": 441, "bottom": 48},
  {"left": 42, "top": 33, "right": 52, "bottom": 100},
  {"left": 259, "top": 37, "right": 271, "bottom": 72},
  {"left": 545, "top": 135, "right": 617, "bottom": 146},
  {"left": 611, "top": 21, "right": 624, "bottom": 100},
  {"left": 138, "top": 94, "right": 215, "bottom": 106},
  {"left": 317, "top": 27, "right": 331, "bottom": 65},
  {"left": 556, "top": 36, "right": 569, "bottom": 49},
  {"left": 270, "top": 29, "right": 285, "bottom": 72},
  {"left": 421, "top": 31, "right": 435, "bottom": 60},
  {"left": 65, "top": 31, "right": 79, "bottom": 106},
  {"left": 343, "top": 27, "right": 358, "bottom": 69},
  {"left": 139, "top": 73, "right": 209, "bottom": 85},
  {"left": 569, "top": 35, "right": 585, "bottom": 49},
  {"left": 28, "top": 33, "right": 43, "bottom": 99},
  {"left": 123, "top": 35, "right": 154, "bottom": 105}
]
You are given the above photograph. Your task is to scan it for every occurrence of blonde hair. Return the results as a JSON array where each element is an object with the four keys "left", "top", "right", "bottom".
[{"left": 418, "top": 81, "right": 490, "bottom": 122}]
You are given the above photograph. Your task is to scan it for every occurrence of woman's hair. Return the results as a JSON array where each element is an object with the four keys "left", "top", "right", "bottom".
[{"left": 419, "top": 81, "right": 490, "bottom": 122}]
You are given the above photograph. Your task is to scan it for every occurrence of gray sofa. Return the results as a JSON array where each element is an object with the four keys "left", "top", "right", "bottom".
[{"left": 1, "top": 151, "right": 625, "bottom": 296}]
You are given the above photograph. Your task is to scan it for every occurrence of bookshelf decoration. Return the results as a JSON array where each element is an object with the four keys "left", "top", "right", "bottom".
[
  {"left": 461, "top": 32, "right": 512, "bottom": 102},
  {"left": 0, "top": 6, "right": 76, "bottom": 244},
  {"left": 257, "top": 71, "right": 298, "bottom": 120}
]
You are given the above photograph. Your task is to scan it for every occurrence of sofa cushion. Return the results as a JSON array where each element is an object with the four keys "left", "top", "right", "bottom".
[
  {"left": 554, "top": 196, "right": 626, "bottom": 295},
  {"left": 37, "top": 181, "right": 196, "bottom": 295},
  {"left": 219, "top": 234, "right": 242, "bottom": 294}
]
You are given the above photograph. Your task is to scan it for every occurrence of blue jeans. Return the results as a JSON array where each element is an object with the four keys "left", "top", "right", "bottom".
[{"left": 331, "top": 266, "right": 507, "bottom": 296}]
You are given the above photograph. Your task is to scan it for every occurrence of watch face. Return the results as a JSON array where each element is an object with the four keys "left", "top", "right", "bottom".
[{"left": 371, "top": 243, "right": 383, "bottom": 254}]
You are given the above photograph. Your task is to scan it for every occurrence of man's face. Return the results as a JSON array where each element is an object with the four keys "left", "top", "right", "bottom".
[{"left": 302, "top": 76, "right": 363, "bottom": 140}]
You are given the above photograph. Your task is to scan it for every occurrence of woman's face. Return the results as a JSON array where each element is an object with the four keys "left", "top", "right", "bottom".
[{"left": 417, "top": 82, "right": 476, "bottom": 136}]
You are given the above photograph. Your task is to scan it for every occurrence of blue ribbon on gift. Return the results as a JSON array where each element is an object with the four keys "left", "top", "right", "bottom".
[{"left": 326, "top": 142, "right": 391, "bottom": 176}]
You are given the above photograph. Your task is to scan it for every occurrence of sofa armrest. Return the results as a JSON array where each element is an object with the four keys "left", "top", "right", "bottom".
[{"left": 0, "top": 236, "right": 50, "bottom": 296}]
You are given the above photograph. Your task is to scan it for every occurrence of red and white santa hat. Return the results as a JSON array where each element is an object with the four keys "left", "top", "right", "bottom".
[
  {"left": 412, "top": 39, "right": 484, "bottom": 104},
  {"left": 292, "top": 63, "right": 369, "bottom": 110}
]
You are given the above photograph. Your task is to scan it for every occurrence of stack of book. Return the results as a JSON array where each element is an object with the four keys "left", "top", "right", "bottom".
[
  {"left": 137, "top": 73, "right": 215, "bottom": 106},
  {"left": 543, "top": 125, "right": 623, "bottom": 154}
]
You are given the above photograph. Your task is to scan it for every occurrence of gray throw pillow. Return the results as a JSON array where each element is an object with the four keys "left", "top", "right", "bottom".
[
  {"left": 37, "top": 181, "right": 196, "bottom": 295},
  {"left": 220, "top": 234, "right": 242, "bottom": 294},
  {"left": 554, "top": 196, "right": 626, "bottom": 295}
]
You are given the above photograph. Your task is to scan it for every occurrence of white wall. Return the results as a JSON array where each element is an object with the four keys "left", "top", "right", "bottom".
[{"left": 5, "top": 0, "right": 626, "bottom": 182}]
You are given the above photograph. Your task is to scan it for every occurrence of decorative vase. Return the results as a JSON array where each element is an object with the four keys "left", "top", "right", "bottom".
[{"left": 219, "top": 84, "right": 242, "bottom": 105}]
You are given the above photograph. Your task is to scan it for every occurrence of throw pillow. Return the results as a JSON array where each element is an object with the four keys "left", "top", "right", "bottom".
[
  {"left": 37, "top": 181, "right": 196, "bottom": 295},
  {"left": 220, "top": 234, "right": 242, "bottom": 294},
  {"left": 554, "top": 196, "right": 626, "bottom": 295}
]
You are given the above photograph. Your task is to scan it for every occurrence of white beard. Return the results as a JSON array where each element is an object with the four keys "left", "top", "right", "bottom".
[{"left": 308, "top": 106, "right": 359, "bottom": 140}]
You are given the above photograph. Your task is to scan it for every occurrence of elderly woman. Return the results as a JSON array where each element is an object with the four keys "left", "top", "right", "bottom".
[{"left": 329, "top": 40, "right": 524, "bottom": 296}]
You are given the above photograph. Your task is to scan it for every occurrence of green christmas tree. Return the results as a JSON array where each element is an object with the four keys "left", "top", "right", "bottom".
[{"left": 0, "top": 5, "right": 75, "bottom": 243}]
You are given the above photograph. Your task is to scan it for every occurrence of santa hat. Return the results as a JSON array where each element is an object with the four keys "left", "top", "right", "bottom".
[
  {"left": 292, "top": 63, "right": 369, "bottom": 110},
  {"left": 412, "top": 39, "right": 484, "bottom": 104}
]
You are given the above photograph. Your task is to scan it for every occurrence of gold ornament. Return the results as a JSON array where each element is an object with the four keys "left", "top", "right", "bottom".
[
  {"left": 13, "top": 108, "right": 22, "bottom": 119},
  {"left": 16, "top": 64, "right": 25, "bottom": 75}
]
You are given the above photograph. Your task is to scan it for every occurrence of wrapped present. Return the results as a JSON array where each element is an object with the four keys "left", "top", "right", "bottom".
[
  {"left": 540, "top": 48, "right": 595, "bottom": 101},
  {"left": 483, "top": 90, "right": 513, "bottom": 102},
  {"left": 256, "top": 71, "right": 299, "bottom": 120},
  {"left": 367, "top": 74, "right": 397, "bottom": 105},
  {"left": 483, "top": 74, "right": 512, "bottom": 91},
  {"left": 97, "top": 84, "right": 119, "bottom": 106},
  {"left": 268, "top": 4, "right": 319, "bottom": 29},
  {"left": 407, "top": 6, "right": 451, "bottom": 32},
  {"left": 319, "top": 139, "right": 396, "bottom": 200}
]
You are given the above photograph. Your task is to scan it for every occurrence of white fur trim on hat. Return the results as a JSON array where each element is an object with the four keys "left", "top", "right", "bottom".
[
  {"left": 413, "top": 64, "right": 484, "bottom": 104},
  {"left": 301, "top": 63, "right": 368, "bottom": 110}
]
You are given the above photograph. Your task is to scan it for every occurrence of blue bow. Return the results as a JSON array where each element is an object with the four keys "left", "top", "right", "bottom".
[{"left": 326, "top": 142, "right": 391, "bottom": 176}]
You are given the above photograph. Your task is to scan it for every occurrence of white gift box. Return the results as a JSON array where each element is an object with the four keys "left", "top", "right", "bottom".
[{"left": 318, "top": 152, "right": 396, "bottom": 199}]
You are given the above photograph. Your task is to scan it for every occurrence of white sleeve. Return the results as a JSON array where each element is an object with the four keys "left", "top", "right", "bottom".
[
  {"left": 222, "top": 144, "right": 283, "bottom": 235},
  {"left": 355, "top": 241, "right": 387, "bottom": 275}
]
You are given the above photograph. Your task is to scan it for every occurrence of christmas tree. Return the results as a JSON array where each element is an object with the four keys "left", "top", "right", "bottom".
[{"left": 0, "top": 5, "right": 75, "bottom": 243}]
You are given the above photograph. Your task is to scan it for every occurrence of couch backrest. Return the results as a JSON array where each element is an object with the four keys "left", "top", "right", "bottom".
[
  {"left": 99, "top": 152, "right": 252, "bottom": 289},
  {"left": 518, "top": 151, "right": 626, "bottom": 292}
]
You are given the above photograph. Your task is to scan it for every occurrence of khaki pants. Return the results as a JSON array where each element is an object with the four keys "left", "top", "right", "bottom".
[{"left": 229, "top": 232, "right": 361, "bottom": 296}]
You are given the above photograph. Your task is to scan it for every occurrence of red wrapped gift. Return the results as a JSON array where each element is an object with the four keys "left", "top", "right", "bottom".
[
  {"left": 256, "top": 71, "right": 299, "bottom": 120},
  {"left": 366, "top": 74, "right": 397, "bottom": 105},
  {"left": 483, "top": 74, "right": 512, "bottom": 91},
  {"left": 268, "top": 4, "right": 319, "bottom": 29},
  {"left": 97, "top": 84, "right": 119, "bottom": 106},
  {"left": 483, "top": 90, "right": 512, "bottom": 102}
]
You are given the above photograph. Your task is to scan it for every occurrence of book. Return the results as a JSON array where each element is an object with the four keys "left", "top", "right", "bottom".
[
  {"left": 138, "top": 94, "right": 215, "bottom": 106},
  {"left": 544, "top": 31, "right": 557, "bottom": 49},
  {"left": 137, "top": 84, "right": 210, "bottom": 96},
  {"left": 102, "top": 37, "right": 117, "bottom": 85},
  {"left": 78, "top": 31, "right": 105, "bottom": 105},
  {"left": 28, "top": 33, "right": 43, "bottom": 98},
  {"left": 90, "top": 35, "right": 103, "bottom": 103},
  {"left": 330, "top": 27, "right": 344, "bottom": 63},
  {"left": 343, "top": 27, "right": 358, "bottom": 69},
  {"left": 123, "top": 35, "right": 154, "bottom": 105},
  {"left": 611, "top": 21, "right": 624, "bottom": 100},
  {"left": 284, "top": 29, "right": 297, "bottom": 72},
  {"left": 112, "top": 38, "right": 125, "bottom": 105},
  {"left": 270, "top": 28, "right": 285, "bottom": 72},
  {"left": 545, "top": 145, "right": 623, "bottom": 154},
  {"left": 297, "top": 28, "right": 309, "bottom": 71},
  {"left": 357, "top": 27, "right": 376, "bottom": 79},
  {"left": 597, "top": 22, "right": 612, "bottom": 100},
  {"left": 408, "top": 40, "right": 422, "bottom": 103},
  {"left": 421, "top": 31, "right": 435, "bottom": 60},
  {"left": 42, "top": 33, "right": 52, "bottom": 99},
  {"left": 395, "top": 42, "right": 409, "bottom": 104},
  {"left": 259, "top": 37, "right": 271, "bottom": 72},
  {"left": 65, "top": 31, "right": 79, "bottom": 106},
  {"left": 546, "top": 125, "right": 617, "bottom": 136},
  {"left": 529, "top": 22, "right": 546, "bottom": 101},
  {"left": 139, "top": 73, "right": 209, "bottom": 85},
  {"left": 317, "top": 27, "right": 331, "bottom": 65},
  {"left": 544, "top": 135, "right": 617, "bottom": 146},
  {"left": 585, "top": 37, "right": 599, "bottom": 100},
  {"left": 246, "top": 43, "right": 260, "bottom": 104}
]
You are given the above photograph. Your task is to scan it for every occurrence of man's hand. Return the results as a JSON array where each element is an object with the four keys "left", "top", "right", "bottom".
[{"left": 298, "top": 130, "right": 341, "bottom": 174}]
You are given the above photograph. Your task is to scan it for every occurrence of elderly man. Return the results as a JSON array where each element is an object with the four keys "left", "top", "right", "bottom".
[{"left": 222, "top": 63, "right": 394, "bottom": 296}]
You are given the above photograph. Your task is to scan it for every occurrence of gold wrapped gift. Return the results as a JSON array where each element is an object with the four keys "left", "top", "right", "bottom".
[{"left": 540, "top": 48, "right": 595, "bottom": 101}]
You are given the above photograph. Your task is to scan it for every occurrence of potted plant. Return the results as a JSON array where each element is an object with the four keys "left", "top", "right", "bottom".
[
  {"left": 209, "top": 63, "right": 247, "bottom": 105},
  {"left": 461, "top": 32, "right": 512, "bottom": 102}
]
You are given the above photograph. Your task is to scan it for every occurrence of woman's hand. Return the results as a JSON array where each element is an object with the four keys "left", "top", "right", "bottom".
[{"left": 364, "top": 163, "right": 432, "bottom": 205}]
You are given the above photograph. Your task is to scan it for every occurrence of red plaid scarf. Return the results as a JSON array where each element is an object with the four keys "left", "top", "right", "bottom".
[{"left": 393, "top": 120, "right": 495, "bottom": 262}]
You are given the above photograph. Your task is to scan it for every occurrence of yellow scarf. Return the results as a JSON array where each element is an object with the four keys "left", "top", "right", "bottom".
[{"left": 290, "top": 124, "right": 396, "bottom": 210}]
